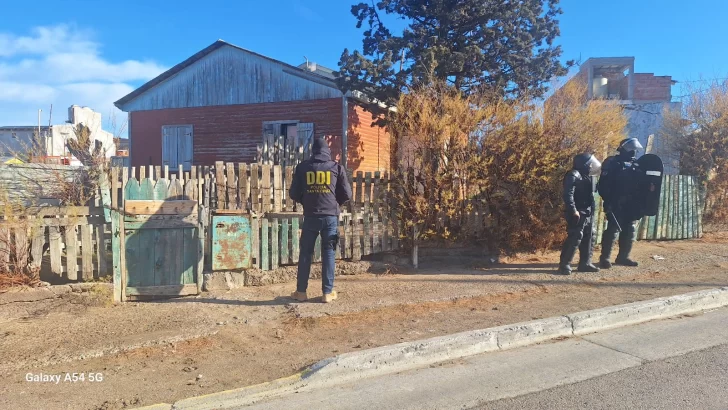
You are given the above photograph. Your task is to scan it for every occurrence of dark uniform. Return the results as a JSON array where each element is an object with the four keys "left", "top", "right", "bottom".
[
  {"left": 598, "top": 138, "right": 644, "bottom": 268},
  {"left": 558, "top": 153, "right": 601, "bottom": 275},
  {"left": 289, "top": 137, "right": 352, "bottom": 302}
]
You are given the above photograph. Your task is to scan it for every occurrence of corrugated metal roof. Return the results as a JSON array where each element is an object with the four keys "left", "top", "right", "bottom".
[{"left": 115, "top": 40, "right": 343, "bottom": 112}]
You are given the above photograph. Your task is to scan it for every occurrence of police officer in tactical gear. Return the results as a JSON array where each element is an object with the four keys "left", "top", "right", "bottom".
[
  {"left": 289, "top": 137, "right": 352, "bottom": 303},
  {"left": 598, "top": 137, "right": 644, "bottom": 268},
  {"left": 557, "top": 153, "right": 602, "bottom": 275}
]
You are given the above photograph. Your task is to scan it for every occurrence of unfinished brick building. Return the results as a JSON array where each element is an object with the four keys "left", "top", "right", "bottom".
[{"left": 561, "top": 57, "right": 681, "bottom": 173}]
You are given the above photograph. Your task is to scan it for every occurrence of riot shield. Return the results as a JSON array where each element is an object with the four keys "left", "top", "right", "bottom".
[{"left": 636, "top": 154, "right": 664, "bottom": 217}]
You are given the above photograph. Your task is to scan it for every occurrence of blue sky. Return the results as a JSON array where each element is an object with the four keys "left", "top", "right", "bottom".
[{"left": 1, "top": 0, "right": 727, "bottom": 136}]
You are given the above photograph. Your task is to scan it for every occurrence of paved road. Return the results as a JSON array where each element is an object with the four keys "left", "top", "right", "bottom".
[
  {"left": 239, "top": 307, "right": 728, "bottom": 410},
  {"left": 475, "top": 343, "right": 728, "bottom": 410}
]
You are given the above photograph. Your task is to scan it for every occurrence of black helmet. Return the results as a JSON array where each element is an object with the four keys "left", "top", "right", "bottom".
[
  {"left": 573, "top": 153, "right": 602, "bottom": 176},
  {"left": 617, "top": 138, "right": 643, "bottom": 155}
]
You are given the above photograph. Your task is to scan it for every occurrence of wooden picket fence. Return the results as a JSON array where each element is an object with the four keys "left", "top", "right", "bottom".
[
  {"left": 204, "top": 163, "right": 399, "bottom": 270},
  {"left": 594, "top": 175, "right": 703, "bottom": 242},
  {"left": 110, "top": 164, "right": 400, "bottom": 272},
  {"left": 256, "top": 133, "right": 312, "bottom": 167},
  {"left": 0, "top": 206, "right": 110, "bottom": 282}
]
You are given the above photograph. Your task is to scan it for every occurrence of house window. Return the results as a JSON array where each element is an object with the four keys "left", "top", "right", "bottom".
[
  {"left": 261, "top": 121, "right": 314, "bottom": 164},
  {"left": 162, "top": 125, "right": 193, "bottom": 171}
]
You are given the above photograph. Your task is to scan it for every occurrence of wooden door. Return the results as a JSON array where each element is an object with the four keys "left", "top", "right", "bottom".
[
  {"left": 162, "top": 125, "right": 193, "bottom": 171},
  {"left": 120, "top": 175, "right": 202, "bottom": 300}
]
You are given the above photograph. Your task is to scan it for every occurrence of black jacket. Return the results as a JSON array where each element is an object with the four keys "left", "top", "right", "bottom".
[
  {"left": 289, "top": 139, "right": 352, "bottom": 216},
  {"left": 563, "top": 169, "right": 595, "bottom": 215}
]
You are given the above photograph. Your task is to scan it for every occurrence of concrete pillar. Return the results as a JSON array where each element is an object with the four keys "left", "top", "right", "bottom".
[{"left": 628, "top": 64, "right": 635, "bottom": 101}]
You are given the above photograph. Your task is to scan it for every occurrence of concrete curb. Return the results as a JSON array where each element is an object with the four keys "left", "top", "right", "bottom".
[
  {"left": 136, "top": 287, "right": 728, "bottom": 410},
  {"left": 568, "top": 286, "right": 728, "bottom": 335}
]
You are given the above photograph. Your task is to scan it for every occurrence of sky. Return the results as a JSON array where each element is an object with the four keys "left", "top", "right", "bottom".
[{"left": 1, "top": 0, "right": 727, "bottom": 137}]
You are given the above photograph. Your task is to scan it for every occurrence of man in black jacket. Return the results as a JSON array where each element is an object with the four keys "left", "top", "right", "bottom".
[
  {"left": 557, "top": 153, "right": 602, "bottom": 275},
  {"left": 289, "top": 137, "right": 352, "bottom": 303},
  {"left": 598, "top": 137, "right": 644, "bottom": 268}
]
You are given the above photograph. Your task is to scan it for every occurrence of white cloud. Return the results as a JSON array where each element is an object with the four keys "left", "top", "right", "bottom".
[{"left": 0, "top": 24, "right": 166, "bottom": 137}]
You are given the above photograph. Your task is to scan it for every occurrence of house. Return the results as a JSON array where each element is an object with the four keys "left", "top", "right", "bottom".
[
  {"left": 114, "top": 40, "right": 391, "bottom": 175},
  {"left": 0, "top": 105, "right": 116, "bottom": 165},
  {"left": 551, "top": 57, "right": 681, "bottom": 174}
]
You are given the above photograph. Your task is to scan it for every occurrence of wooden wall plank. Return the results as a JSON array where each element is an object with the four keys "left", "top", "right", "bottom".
[
  {"left": 354, "top": 172, "right": 363, "bottom": 212},
  {"left": 30, "top": 224, "right": 44, "bottom": 270},
  {"left": 680, "top": 176, "right": 687, "bottom": 239},
  {"left": 183, "top": 179, "right": 195, "bottom": 201},
  {"left": 697, "top": 179, "right": 704, "bottom": 238},
  {"left": 261, "top": 219, "right": 269, "bottom": 271},
  {"left": 203, "top": 166, "right": 210, "bottom": 209},
  {"left": 49, "top": 226, "right": 63, "bottom": 277},
  {"left": 285, "top": 166, "right": 294, "bottom": 211},
  {"left": 81, "top": 224, "right": 93, "bottom": 281},
  {"left": 226, "top": 162, "right": 237, "bottom": 210},
  {"left": 96, "top": 225, "right": 108, "bottom": 278},
  {"left": 391, "top": 207, "right": 399, "bottom": 250},
  {"left": 335, "top": 218, "right": 343, "bottom": 260},
  {"left": 153, "top": 229, "right": 170, "bottom": 286},
  {"left": 125, "top": 200, "right": 197, "bottom": 216},
  {"left": 261, "top": 164, "right": 272, "bottom": 212},
  {"left": 689, "top": 177, "right": 697, "bottom": 238},
  {"left": 215, "top": 161, "right": 226, "bottom": 210},
  {"left": 280, "top": 218, "right": 289, "bottom": 265},
  {"left": 666, "top": 176, "right": 674, "bottom": 240},
  {"left": 273, "top": 166, "right": 283, "bottom": 212},
  {"left": 271, "top": 218, "right": 279, "bottom": 269},
  {"left": 111, "top": 168, "right": 119, "bottom": 210},
  {"left": 352, "top": 212, "right": 361, "bottom": 261},
  {"left": 64, "top": 224, "right": 78, "bottom": 281},
  {"left": 252, "top": 216, "right": 259, "bottom": 269},
  {"left": 373, "top": 172, "right": 381, "bottom": 221},
  {"left": 343, "top": 214, "right": 350, "bottom": 259},
  {"left": 292, "top": 217, "right": 300, "bottom": 263},
  {"left": 251, "top": 164, "right": 261, "bottom": 213},
  {"left": 133, "top": 229, "right": 156, "bottom": 287},
  {"left": 169, "top": 177, "right": 184, "bottom": 201},
  {"left": 239, "top": 163, "right": 250, "bottom": 212}
]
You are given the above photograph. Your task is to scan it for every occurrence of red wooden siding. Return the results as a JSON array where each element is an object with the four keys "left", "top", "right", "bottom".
[
  {"left": 129, "top": 98, "right": 343, "bottom": 167},
  {"left": 347, "top": 103, "right": 390, "bottom": 175}
]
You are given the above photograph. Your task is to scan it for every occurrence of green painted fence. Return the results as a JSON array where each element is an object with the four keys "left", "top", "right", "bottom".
[{"left": 594, "top": 175, "right": 703, "bottom": 242}]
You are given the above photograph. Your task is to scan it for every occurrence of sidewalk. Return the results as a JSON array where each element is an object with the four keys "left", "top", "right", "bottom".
[
  {"left": 236, "top": 306, "right": 728, "bottom": 410},
  {"left": 0, "top": 235, "right": 726, "bottom": 410}
]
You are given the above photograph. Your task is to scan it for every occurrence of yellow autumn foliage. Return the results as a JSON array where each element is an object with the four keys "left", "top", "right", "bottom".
[
  {"left": 662, "top": 79, "right": 728, "bottom": 223},
  {"left": 389, "top": 79, "right": 627, "bottom": 253}
]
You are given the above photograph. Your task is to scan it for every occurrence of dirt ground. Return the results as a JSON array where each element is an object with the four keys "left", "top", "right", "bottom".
[{"left": 1, "top": 233, "right": 727, "bottom": 410}]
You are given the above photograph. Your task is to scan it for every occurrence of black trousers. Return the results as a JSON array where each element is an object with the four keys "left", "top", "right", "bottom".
[
  {"left": 560, "top": 212, "right": 594, "bottom": 268},
  {"left": 600, "top": 212, "right": 637, "bottom": 261}
]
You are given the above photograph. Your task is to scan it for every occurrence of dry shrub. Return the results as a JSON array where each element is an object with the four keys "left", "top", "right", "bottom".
[
  {"left": 0, "top": 189, "right": 40, "bottom": 289},
  {"left": 663, "top": 79, "right": 728, "bottom": 224},
  {"left": 388, "top": 79, "right": 627, "bottom": 255},
  {"left": 389, "top": 82, "right": 487, "bottom": 252},
  {"left": 474, "top": 79, "right": 625, "bottom": 252},
  {"left": 54, "top": 123, "right": 110, "bottom": 206}
]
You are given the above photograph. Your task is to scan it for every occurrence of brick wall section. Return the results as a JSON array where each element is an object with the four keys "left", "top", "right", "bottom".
[
  {"left": 633, "top": 73, "right": 673, "bottom": 102},
  {"left": 347, "top": 103, "right": 391, "bottom": 175},
  {"left": 129, "top": 98, "right": 343, "bottom": 167}
]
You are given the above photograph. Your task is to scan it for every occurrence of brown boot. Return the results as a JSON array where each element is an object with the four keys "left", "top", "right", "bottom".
[
  {"left": 290, "top": 291, "right": 308, "bottom": 302},
  {"left": 322, "top": 291, "right": 338, "bottom": 303}
]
